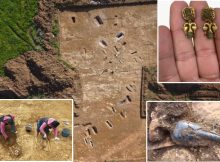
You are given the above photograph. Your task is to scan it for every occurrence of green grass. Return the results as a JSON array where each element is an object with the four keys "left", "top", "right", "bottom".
[
  {"left": 52, "top": 19, "right": 59, "bottom": 37},
  {"left": 0, "top": 0, "right": 42, "bottom": 75},
  {"left": 27, "top": 93, "right": 46, "bottom": 99}
]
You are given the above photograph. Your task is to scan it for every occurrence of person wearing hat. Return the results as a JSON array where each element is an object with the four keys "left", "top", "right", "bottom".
[
  {"left": 0, "top": 114, "right": 16, "bottom": 140},
  {"left": 37, "top": 117, "right": 60, "bottom": 140}
]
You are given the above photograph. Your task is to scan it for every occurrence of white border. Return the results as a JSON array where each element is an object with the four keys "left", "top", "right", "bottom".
[
  {"left": 146, "top": 100, "right": 220, "bottom": 162},
  {"left": 157, "top": 0, "right": 220, "bottom": 84},
  {"left": 0, "top": 99, "right": 74, "bottom": 162}
]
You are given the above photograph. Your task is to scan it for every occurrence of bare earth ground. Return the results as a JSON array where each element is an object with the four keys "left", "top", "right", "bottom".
[
  {"left": 0, "top": 100, "right": 72, "bottom": 161},
  {"left": 59, "top": 4, "right": 156, "bottom": 162},
  {"left": 148, "top": 102, "right": 220, "bottom": 161}
]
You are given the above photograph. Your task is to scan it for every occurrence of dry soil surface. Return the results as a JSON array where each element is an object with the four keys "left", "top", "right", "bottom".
[
  {"left": 0, "top": 100, "right": 72, "bottom": 161},
  {"left": 59, "top": 3, "right": 156, "bottom": 162}
]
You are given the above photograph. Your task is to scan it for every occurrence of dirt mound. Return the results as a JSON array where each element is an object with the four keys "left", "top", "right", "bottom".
[{"left": 0, "top": 51, "right": 81, "bottom": 99}]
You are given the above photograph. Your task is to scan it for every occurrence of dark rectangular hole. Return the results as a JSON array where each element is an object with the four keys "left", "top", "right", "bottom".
[
  {"left": 116, "top": 32, "right": 124, "bottom": 39},
  {"left": 100, "top": 40, "right": 107, "bottom": 47},
  {"left": 131, "top": 51, "right": 137, "bottom": 54},
  {"left": 87, "top": 128, "right": 91, "bottom": 135},
  {"left": 120, "top": 99, "right": 126, "bottom": 104},
  {"left": 111, "top": 107, "right": 116, "bottom": 113},
  {"left": 126, "top": 86, "right": 132, "bottom": 92},
  {"left": 82, "top": 122, "right": 92, "bottom": 126},
  {"left": 114, "top": 46, "right": 119, "bottom": 52},
  {"left": 126, "top": 95, "right": 131, "bottom": 102},
  {"left": 92, "top": 126, "right": 98, "bottom": 135},
  {"left": 105, "top": 120, "right": 113, "bottom": 128},
  {"left": 120, "top": 112, "right": 126, "bottom": 118},
  {"left": 95, "top": 16, "right": 103, "bottom": 25},
  {"left": 84, "top": 138, "right": 88, "bottom": 144},
  {"left": 71, "top": 17, "right": 76, "bottom": 23}
]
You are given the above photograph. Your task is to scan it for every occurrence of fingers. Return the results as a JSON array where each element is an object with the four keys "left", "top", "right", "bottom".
[
  {"left": 190, "top": 1, "right": 219, "bottom": 79},
  {"left": 215, "top": 8, "right": 220, "bottom": 65},
  {"left": 159, "top": 26, "right": 180, "bottom": 82},
  {"left": 170, "top": 1, "right": 199, "bottom": 82}
]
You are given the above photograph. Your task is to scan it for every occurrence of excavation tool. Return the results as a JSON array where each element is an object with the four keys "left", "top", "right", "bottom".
[{"left": 172, "top": 120, "right": 220, "bottom": 146}]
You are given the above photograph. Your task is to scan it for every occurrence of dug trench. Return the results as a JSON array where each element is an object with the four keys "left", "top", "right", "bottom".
[{"left": 147, "top": 102, "right": 220, "bottom": 161}]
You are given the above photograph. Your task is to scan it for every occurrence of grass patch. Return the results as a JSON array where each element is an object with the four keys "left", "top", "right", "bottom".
[
  {"left": 57, "top": 57, "right": 76, "bottom": 71},
  {"left": 0, "top": 0, "right": 42, "bottom": 75},
  {"left": 27, "top": 93, "right": 46, "bottom": 99},
  {"left": 52, "top": 19, "right": 59, "bottom": 37}
]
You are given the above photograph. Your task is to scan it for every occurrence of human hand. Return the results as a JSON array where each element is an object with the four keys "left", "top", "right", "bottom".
[
  {"left": 4, "top": 136, "right": 8, "bottom": 141},
  {"left": 159, "top": 1, "right": 220, "bottom": 82},
  {"left": 54, "top": 137, "right": 60, "bottom": 141},
  {"left": 43, "top": 134, "right": 47, "bottom": 139}
]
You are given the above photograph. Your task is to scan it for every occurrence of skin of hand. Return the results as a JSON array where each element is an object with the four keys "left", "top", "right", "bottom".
[
  {"left": 159, "top": 1, "right": 220, "bottom": 82},
  {"left": 43, "top": 134, "right": 47, "bottom": 139}
]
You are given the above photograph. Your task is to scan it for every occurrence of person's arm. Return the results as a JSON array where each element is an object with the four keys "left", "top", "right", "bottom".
[
  {"left": 0, "top": 122, "right": 8, "bottom": 140},
  {"left": 53, "top": 127, "right": 58, "bottom": 137},
  {"left": 39, "top": 122, "right": 47, "bottom": 136}
]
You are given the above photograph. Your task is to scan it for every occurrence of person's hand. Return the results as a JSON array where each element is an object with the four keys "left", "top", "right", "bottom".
[
  {"left": 54, "top": 137, "right": 60, "bottom": 141},
  {"left": 4, "top": 136, "right": 8, "bottom": 141},
  {"left": 43, "top": 134, "right": 47, "bottom": 139},
  {"left": 159, "top": 1, "right": 220, "bottom": 82}
]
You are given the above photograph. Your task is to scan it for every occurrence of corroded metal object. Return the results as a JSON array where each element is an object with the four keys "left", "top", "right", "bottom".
[
  {"left": 172, "top": 120, "right": 220, "bottom": 146},
  {"left": 201, "top": 7, "right": 217, "bottom": 39},
  {"left": 182, "top": 7, "right": 197, "bottom": 38}
]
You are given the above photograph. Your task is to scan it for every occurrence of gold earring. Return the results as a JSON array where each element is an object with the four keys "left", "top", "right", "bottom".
[
  {"left": 201, "top": 7, "right": 217, "bottom": 39},
  {"left": 182, "top": 7, "right": 197, "bottom": 38}
]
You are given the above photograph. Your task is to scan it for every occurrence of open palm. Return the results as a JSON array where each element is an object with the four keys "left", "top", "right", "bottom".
[{"left": 159, "top": 1, "right": 220, "bottom": 82}]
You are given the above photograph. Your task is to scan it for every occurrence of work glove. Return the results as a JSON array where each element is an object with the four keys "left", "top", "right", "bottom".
[{"left": 54, "top": 137, "right": 60, "bottom": 140}]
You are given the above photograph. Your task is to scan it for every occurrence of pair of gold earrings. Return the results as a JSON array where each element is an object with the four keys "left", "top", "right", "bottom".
[{"left": 182, "top": 7, "right": 217, "bottom": 39}]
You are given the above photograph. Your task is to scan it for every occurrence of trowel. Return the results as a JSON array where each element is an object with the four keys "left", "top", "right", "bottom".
[{"left": 171, "top": 120, "right": 220, "bottom": 146}]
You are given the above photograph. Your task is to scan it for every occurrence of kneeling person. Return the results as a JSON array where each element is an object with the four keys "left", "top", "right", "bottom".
[
  {"left": 0, "top": 115, "right": 16, "bottom": 140},
  {"left": 37, "top": 117, "right": 60, "bottom": 140}
]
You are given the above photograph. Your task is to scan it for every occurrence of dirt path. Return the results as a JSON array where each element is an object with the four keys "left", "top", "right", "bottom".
[{"left": 0, "top": 100, "right": 72, "bottom": 161}]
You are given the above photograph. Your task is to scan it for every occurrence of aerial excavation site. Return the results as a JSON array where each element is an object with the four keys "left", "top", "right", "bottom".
[
  {"left": 4, "top": 0, "right": 220, "bottom": 162},
  {"left": 0, "top": 0, "right": 156, "bottom": 162}
]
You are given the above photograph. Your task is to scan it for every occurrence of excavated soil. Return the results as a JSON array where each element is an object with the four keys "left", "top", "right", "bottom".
[
  {"left": 147, "top": 102, "right": 220, "bottom": 161},
  {"left": 0, "top": 100, "right": 72, "bottom": 161},
  {"left": 59, "top": 3, "right": 156, "bottom": 162}
]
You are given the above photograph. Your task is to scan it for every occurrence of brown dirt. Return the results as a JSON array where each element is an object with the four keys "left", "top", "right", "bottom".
[
  {"left": 0, "top": 51, "right": 82, "bottom": 100},
  {"left": 0, "top": 100, "right": 72, "bottom": 161},
  {"left": 142, "top": 66, "right": 220, "bottom": 119},
  {"left": 58, "top": 3, "right": 156, "bottom": 162}
]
